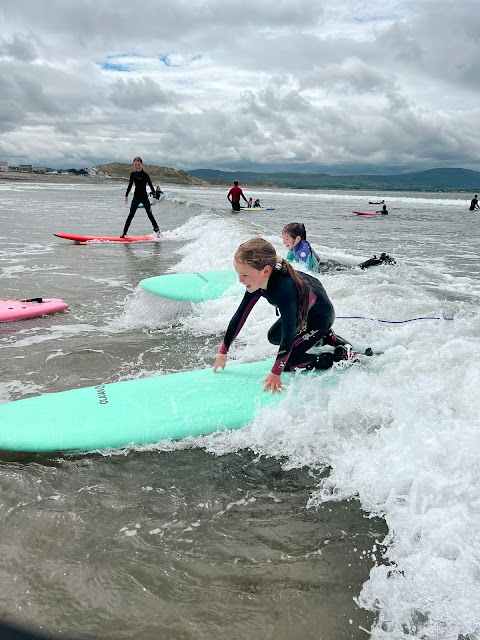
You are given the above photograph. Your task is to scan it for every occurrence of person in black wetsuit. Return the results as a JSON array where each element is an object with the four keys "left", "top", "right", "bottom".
[
  {"left": 213, "top": 238, "right": 353, "bottom": 394},
  {"left": 121, "top": 156, "right": 159, "bottom": 237},
  {"left": 358, "top": 252, "right": 396, "bottom": 269},
  {"left": 469, "top": 195, "right": 479, "bottom": 211}
]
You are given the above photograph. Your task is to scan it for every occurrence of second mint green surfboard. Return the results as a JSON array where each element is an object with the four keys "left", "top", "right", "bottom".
[{"left": 140, "top": 270, "right": 240, "bottom": 302}]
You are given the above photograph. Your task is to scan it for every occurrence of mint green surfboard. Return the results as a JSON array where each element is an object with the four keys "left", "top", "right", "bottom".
[
  {"left": 0, "top": 360, "right": 340, "bottom": 453},
  {"left": 140, "top": 270, "right": 240, "bottom": 302}
]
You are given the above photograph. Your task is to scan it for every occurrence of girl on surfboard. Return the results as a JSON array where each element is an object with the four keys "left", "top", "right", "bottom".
[
  {"left": 121, "top": 157, "right": 160, "bottom": 238},
  {"left": 213, "top": 238, "right": 353, "bottom": 394},
  {"left": 282, "top": 223, "right": 348, "bottom": 274},
  {"left": 282, "top": 222, "right": 321, "bottom": 272}
]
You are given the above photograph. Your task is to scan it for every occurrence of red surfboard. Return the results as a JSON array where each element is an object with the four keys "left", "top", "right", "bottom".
[
  {"left": 352, "top": 211, "right": 382, "bottom": 216},
  {"left": 54, "top": 232, "right": 176, "bottom": 244}
]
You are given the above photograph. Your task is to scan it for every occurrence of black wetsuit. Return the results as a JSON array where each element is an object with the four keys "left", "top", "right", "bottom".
[
  {"left": 469, "top": 197, "right": 479, "bottom": 211},
  {"left": 123, "top": 170, "right": 159, "bottom": 235},
  {"left": 359, "top": 253, "right": 396, "bottom": 269},
  {"left": 220, "top": 270, "right": 339, "bottom": 373}
]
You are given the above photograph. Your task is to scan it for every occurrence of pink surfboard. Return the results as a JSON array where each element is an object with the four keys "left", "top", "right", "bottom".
[
  {"left": 352, "top": 211, "right": 382, "bottom": 216},
  {"left": 0, "top": 298, "right": 69, "bottom": 322},
  {"left": 54, "top": 232, "right": 176, "bottom": 244}
]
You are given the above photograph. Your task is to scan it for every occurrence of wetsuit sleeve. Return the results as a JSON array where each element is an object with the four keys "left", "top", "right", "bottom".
[
  {"left": 145, "top": 172, "right": 155, "bottom": 196},
  {"left": 125, "top": 173, "right": 134, "bottom": 197},
  {"left": 270, "top": 280, "right": 298, "bottom": 375},
  {"left": 219, "top": 291, "right": 260, "bottom": 354}
]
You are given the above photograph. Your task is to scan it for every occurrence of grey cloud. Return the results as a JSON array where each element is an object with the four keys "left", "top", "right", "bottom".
[
  {"left": 0, "top": 33, "right": 39, "bottom": 61},
  {"left": 0, "top": 58, "right": 108, "bottom": 133},
  {"left": 301, "top": 58, "right": 396, "bottom": 94},
  {"left": 107, "top": 78, "right": 181, "bottom": 110},
  {"left": 373, "top": 0, "right": 480, "bottom": 93}
]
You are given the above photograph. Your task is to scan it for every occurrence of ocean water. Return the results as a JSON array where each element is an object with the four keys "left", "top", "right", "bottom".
[{"left": 1, "top": 181, "right": 480, "bottom": 639}]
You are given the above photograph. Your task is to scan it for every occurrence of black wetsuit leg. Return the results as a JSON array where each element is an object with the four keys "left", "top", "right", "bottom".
[
  {"left": 317, "top": 260, "right": 348, "bottom": 274},
  {"left": 123, "top": 195, "right": 159, "bottom": 235},
  {"left": 267, "top": 314, "right": 336, "bottom": 371},
  {"left": 232, "top": 200, "right": 241, "bottom": 212},
  {"left": 140, "top": 193, "right": 159, "bottom": 232},
  {"left": 122, "top": 199, "right": 139, "bottom": 236}
]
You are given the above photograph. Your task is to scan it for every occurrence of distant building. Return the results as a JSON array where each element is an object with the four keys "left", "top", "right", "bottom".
[
  {"left": 19, "top": 164, "right": 33, "bottom": 172},
  {"left": 32, "top": 166, "right": 46, "bottom": 173},
  {"left": 0, "top": 161, "right": 8, "bottom": 172}
]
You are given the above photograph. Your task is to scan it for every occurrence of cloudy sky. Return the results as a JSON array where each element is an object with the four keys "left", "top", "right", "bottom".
[{"left": 1, "top": 0, "right": 479, "bottom": 174}]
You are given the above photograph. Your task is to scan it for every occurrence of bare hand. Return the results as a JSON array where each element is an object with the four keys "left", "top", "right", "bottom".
[
  {"left": 124, "top": 196, "right": 128, "bottom": 205},
  {"left": 213, "top": 353, "right": 227, "bottom": 372},
  {"left": 262, "top": 372, "right": 285, "bottom": 394},
  {"left": 152, "top": 198, "right": 157, "bottom": 205}
]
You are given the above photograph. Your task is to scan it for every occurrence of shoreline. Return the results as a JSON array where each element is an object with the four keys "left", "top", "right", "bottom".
[
  {"left": 0, "top": 172, "right": 473, "bottom": 193},
  {"left": 0, "top": 173, "right": 123, "bottom": 185}
]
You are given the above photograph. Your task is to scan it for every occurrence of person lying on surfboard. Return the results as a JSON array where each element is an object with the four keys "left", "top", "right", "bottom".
[
  {"left": 282, "top": 222, "right": 347, "bottom": 274},
  {"left": 213, "top": 237, "right": 353, "bottom": 394},
  {"left": 358, "top": 253, "right": 396, "bottom": 269},
  {"left": 121, "top": 156, "right": 160, "bottom": 238}
]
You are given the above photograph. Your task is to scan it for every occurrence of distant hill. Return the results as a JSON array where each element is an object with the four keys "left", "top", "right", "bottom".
[
  {"left": 188, "top": 167, "right": 480, "bottom": 192},
  {"left": 95, "top": 163, "right": 205, "bottom": 185}
]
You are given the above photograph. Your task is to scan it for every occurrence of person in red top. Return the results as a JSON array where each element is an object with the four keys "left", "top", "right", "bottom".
[{"left": 227, "top": 181, "right": 248, "bottom": 212}]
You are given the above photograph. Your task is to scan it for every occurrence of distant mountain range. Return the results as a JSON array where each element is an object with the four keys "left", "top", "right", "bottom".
[{"left": 188, "top": 167, "right": 480, "bottom": 192}]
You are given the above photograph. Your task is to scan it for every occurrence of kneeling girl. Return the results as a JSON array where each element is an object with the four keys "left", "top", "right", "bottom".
[{"left": 213, "top": 238, "right": 351, "bottom": 394}]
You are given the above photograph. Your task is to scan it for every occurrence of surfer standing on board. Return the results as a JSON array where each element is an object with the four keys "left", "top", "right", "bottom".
[
  {"left": 121, "top": 157, "right": 160, "bottom": 238},
  {"left": 213, "top": 238, "right": 354, "bottom": 394}
]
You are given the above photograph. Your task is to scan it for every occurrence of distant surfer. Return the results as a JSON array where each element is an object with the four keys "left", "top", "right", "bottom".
[
  {"left": 150, "top": 185, "right": 164, "bottom": 199},
  {"left": 377, "top": 205, "right": 388, "bottom": 214},
  {"left": 227, "top": 181, "right": 248, "bottom": 212},
  {"left": 469, "top": 195, "right": 479, "bottom": 211},
  {"left": 121, "top": 157, "right": 159, "bottom": 238},
  {"left": 369, "top": 199, "right": 384, "bottom": 205},
  {"left": 213, "top": 238, "right": 354, "bottom": 394},
  {"left": 358, "top": 253, "right": 396, "bottom": 269}
]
